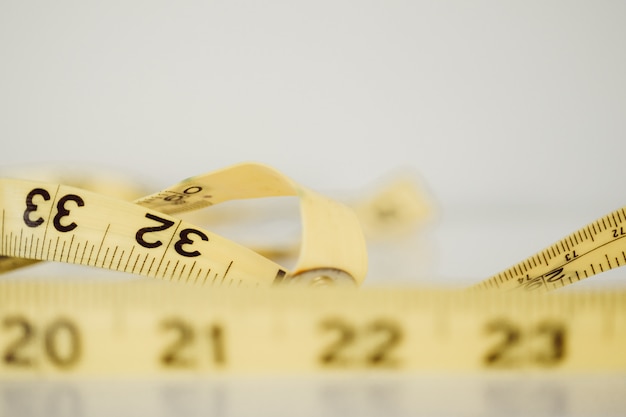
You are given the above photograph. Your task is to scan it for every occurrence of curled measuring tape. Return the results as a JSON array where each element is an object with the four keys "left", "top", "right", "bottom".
[
  {"left": 0, "top": 163, "right": 367, "bottom": 287},
  {"left": 2, "top": 162, "right": 626, "bottom": 376},
  {"left": 2, "top": 161, "right": 626, "bottom": 290}
]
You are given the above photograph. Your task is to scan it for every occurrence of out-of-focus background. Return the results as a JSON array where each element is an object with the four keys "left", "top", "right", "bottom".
[{"left": 1, "top": 1, "right": 625, "bottom": 416}]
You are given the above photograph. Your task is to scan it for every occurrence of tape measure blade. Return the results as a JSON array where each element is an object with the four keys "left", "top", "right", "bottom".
[
  {"left": 133, "top": 163, "right": 368, "bottom": 285},
  {"left": 1, "top": 281, "right": 626, "bottom": 375},
  {"left": 0, "top": 179, "right": 285, "bottom": 286},
  {"left": 476, "top": 206, "right": 626, "bottom": 292}
]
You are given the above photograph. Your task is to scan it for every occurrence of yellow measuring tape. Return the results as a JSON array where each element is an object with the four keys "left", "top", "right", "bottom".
[
  {"left": 0, "top": 162, "right": 625, "bottom": 376},
  {"left": 0, "top": 163, "right": 367, "bottom": 287}
]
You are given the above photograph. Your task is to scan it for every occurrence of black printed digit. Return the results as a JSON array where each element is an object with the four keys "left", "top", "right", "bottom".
[
  {"left": 23, "top": 188, "right": 51, "bottom": 228},
  {"left": 174, "top": 229, "right": 209, "bottom": 257},
  {"left": 136, "top": 214, "right": 176, "bottom": 249},
  {"left": 53, "top": 194, "right": 85, "bottom": 232},
  {"left": 484, "top": 320, "right": 521, "bottom": 367},
  {"left": 44, "top": 318, "right": 82, "bottom": 368},
  {"left": 319, "top": 318, "right": 355, "bottom": 366},
  {"left": 160, "top": 318, "right": 195, "bottom": 368},
  {"left": 3, "top": 316, "right": 35, "bottom": 367},
  {"left": 366, "top": 320, "right": 403, "bottom": 367}
]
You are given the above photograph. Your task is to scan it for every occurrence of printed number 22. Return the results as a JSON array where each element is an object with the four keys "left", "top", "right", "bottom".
[{"left": 319, "top": 318, "right": 403, "bottom": 368}]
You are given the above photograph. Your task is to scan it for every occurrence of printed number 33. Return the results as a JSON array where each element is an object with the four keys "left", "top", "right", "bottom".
[{"left": 23, "top": 188, "right": 85, "bottom": 233}]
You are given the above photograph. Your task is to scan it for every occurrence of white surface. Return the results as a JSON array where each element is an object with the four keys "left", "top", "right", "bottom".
[
  {"left": 1, "top": 1, "right": 626, "bottom": 416},
  {"left": 3, "top": 374, "right": 626, "bottom": 417}
]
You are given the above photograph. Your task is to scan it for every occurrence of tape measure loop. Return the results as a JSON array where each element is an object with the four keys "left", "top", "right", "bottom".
[{"left": 134, "top": 163, "right": 368, "bottom": 285}]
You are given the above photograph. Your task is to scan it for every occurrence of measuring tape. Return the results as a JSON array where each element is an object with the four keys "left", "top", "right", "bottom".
[
  {"left": 0, "top": 282, "right": 625, "bottom": 375},
  {"left": 477, "top": 206, "right": 626, "bottom": 292},
  {"left": 0, "top": 163, "right": 367, "bottom": 286},
  {"left": 1, "top": 162, "right": 626, "bottom": 375}
]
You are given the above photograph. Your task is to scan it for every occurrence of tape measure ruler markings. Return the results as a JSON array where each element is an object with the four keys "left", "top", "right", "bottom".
[
  {"left": 0, "top": 163, "right": 367, "bottom": 286},
  {"left": 0, "top": 283, "right": 625, "bottom": 375},
  {"left": 477, "top": 206, "right": 626, "bottom": 292},
  {"left": 1, "top": 162, "right": 626, "bottom": 375},
  {"left": 0, "top": 179, "right": 283, "bottom": 287}
]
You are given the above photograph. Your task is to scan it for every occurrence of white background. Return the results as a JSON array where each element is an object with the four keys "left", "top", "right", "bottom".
[
  {"left": 1, "top": 2, "right": 625, "bottom": 416},
  {"left": 1, "top": 1, "right": 624, "bottom": 203}
]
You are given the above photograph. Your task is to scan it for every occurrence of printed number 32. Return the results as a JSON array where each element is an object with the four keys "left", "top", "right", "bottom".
[{"left": 135, "top": 213, "right": 209, "bottom": 257}]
